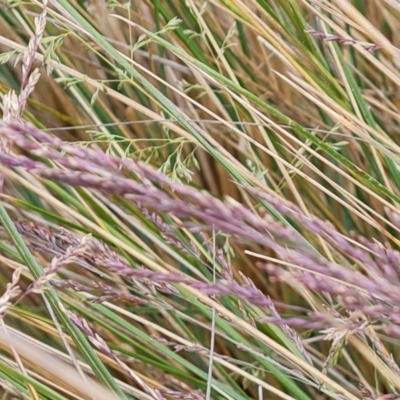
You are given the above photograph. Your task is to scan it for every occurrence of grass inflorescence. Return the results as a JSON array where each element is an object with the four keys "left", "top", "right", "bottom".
[{"left": 1, "top": 0, "right": 400, "bottom": 399}]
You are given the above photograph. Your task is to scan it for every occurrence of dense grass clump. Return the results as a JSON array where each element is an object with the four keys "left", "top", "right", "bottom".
[{"left": 1, "top": 0, "right": 400, "bottom": 399}]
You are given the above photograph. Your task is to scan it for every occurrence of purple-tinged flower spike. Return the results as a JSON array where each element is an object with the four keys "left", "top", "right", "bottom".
[
  {"left": 0, "top": 160, "right": 308, "bottom": 257},
  {"left": 263, "top": 250, "right": 400, "bottom": 303},
  {"left": 359, "top": 384, "right": 377, "bottom": 399},
  {"left": 12, "top": 220, "right": 81, "bottom": 249},
  {"left": 246, "top": 187, "right": 380, "bottom": 268},
  {"left": 266, "top": 300, "right": 313, "bottom": 364},
  {"left": 353, "top": 232, "right": 400, "bottom": 280},
  {"left": 0, "top": 122, "right": 341, "bottom": 255},
  {"left": 23, "top": 234, "right": 91, "bottom": 297},
  {"left": 13, "top": 234, "right": 92, "bottom": 309},
  {"left": 306, "top": 29, "right": 382, "bottom": 52},
  {"left": 259, "top": 315, "right": 324, "bottom": 331},
  {"left": 0, "top": 121, "right": 123, "bottom": 173},
  {"left": 363, "top": 329, "right": 400, "bottom": 376},
  {"left": 98, "top": 263, "right": 277, "bottom": 307},
  {"left": 158, "top": 389, "right": 204, "bottom": 400},
  {"left": 51, "top": 280, "right": 92, "bottom": 293},
  {"left": 141, "top": 208, "right": 198, "bottom": 257},
  {"left": 261, "top": 257, "right": 400, "bottom": 337}
]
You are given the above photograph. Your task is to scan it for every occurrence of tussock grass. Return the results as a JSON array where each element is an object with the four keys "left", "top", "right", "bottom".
[{"left": 0, "top": 0, "right": 400, "bottom": 399}]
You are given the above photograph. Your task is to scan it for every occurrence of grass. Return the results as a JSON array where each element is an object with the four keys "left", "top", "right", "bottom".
[{"left": 0, "top": 0, "right": 400, "bottom": 399}]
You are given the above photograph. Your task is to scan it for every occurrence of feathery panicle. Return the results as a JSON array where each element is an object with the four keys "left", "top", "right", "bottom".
[
  {"left": 24, "top": 234, "right": 91, "bottom": 296},
  {"left": 0, "top": 268, "right": 22, "bottom": 317},
  {"left": 0, "top": 0, "right": 47, "bottom": 191}
]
